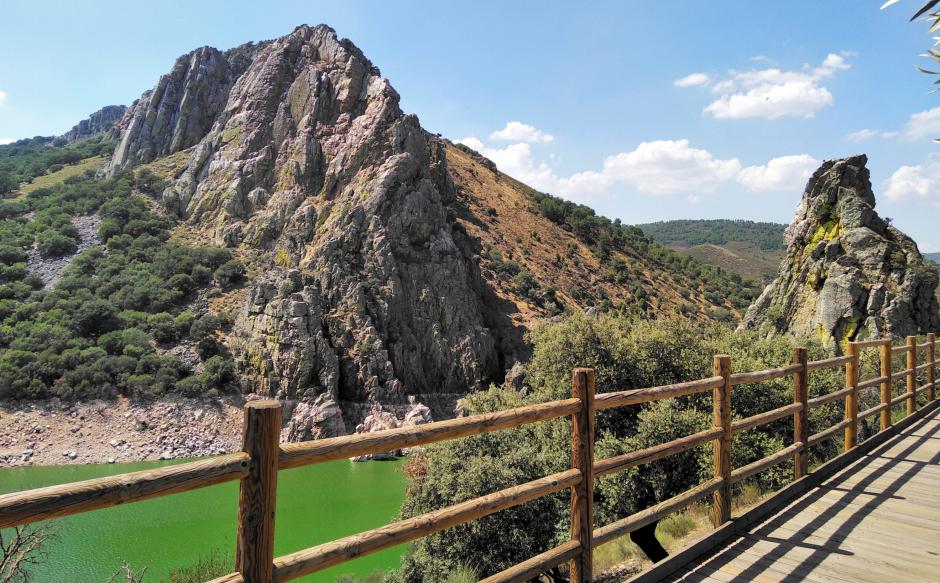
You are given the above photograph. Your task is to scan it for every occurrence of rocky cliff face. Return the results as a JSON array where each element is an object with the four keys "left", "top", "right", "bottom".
[
  {"left": 109, "top": 24, "right": 755, "bottom": 436},
  {"left": 742, "top": 155, "right": 940, "bottom": 352},
  {"left": 62, "top": 105, "right": 126, "bottom": 142},
  {"left": 112, "top": 25, "right": 503, "bottom": 433}
]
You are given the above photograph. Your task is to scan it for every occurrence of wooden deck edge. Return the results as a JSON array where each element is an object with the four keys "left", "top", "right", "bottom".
[{"left": 624, "top": 399, "right": 940, "bottom": 583}]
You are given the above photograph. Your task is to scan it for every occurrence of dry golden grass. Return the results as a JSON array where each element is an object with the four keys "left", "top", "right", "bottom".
[
  {"left": 18, "top": 155, "right": 106, "bottom": 195},
  {"left": 445, "top": 143, "right": 722, "bottom": 324}
]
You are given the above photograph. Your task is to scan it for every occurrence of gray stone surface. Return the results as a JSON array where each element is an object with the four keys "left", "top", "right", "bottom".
[
  {"left": 108, "top": 25, "right": 509, "bottom": 438},
  {"left": 741, "top": 155, "right": 940, "bottom": 352}
]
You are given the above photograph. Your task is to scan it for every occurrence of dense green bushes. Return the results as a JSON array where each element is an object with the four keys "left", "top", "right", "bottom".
[
  {"left": 637, "top": 219, "right": 786, "bottom": 251},
  {"left": 0, "top": 152, "right": 241, "bottom": 401},
  {"left": 395, "top": 314, "right": 843, "bottom": 580}
]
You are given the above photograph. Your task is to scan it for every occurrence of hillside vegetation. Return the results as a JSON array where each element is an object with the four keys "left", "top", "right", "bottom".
[
  {"left": 0, "top": 141, "right": 243, "bottom": 401},
  {"left": 636, "top": 219, "right": 786, "bottom": 250},
  {"left": 447, "top": 144, "right": 761, "bottom": 323},
  {"left": 636, "top": 219, "right": 787, "bottom": 283}
]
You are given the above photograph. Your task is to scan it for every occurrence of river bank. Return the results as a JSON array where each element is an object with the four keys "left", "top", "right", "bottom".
[{"left": 0, "top": 395, "right": 244, "bottom": 466}]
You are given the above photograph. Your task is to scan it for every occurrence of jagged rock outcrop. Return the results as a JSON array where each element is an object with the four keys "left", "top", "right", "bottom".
[
  {"left": 109, "top": 43, "right": 265, "bottom": 170},
  {"left": 62, "top": 105, "right": 126, "bottom": 142},
  {"left": 742, "top": 155, "right": 940, "bottom": 352},
  {"left": 110, "top": 25, "right": 505, "bottom": 436}
]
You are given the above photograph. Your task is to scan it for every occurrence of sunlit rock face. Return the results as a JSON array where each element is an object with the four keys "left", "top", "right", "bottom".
[
  {"left": 741, "top": 155, "right": 940, "bottom": 353},
  {"left": 109, "top": 25, "right": 506, "bottom": 437}
]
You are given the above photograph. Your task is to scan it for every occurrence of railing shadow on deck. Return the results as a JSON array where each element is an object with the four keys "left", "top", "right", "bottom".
[
  {"left": 667, "top": 407, "right": 940, "bottom": 582},
  {"left": 0, "top": 334, "right": 937, "bottom": 583}
]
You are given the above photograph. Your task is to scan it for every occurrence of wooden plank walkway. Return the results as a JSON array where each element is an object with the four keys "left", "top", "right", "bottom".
[{"left": 669, "top": 407, "right": 940, "bottom": 582}]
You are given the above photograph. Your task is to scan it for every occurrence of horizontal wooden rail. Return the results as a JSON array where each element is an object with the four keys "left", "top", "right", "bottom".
[
  {"left": 807, "top": 354, "right": 855, "bottom": 372},
  {"left": 730, "top": 442, "right": 804, "bottom": 484},
  {"left": 891, "top": 344, "right": 910, "bottom": 354},
  {"left": 593, "top": 377, "right": 722, "bottom": 411},
  {"left": 729, "top": 363, "right": 802, "bottom": 386},
  {"left": 731, "top": 403, "right": 801, "bottom": 434},
  {"left": 858, "top": 375, "right": 888, "bottom": 391},
  {"left": 891, "top": 370, "right": 914, "bottom": 382},
  {"left": 860, "top": 402, "right": 890, "bottom": 419},
  {"left": 808, "top": 419, "right": 852, "bottom": 446},
  {"left": 890, "top": 391, "right": 915, "bottom": 406},
  {"left": 592, "top": 477, "right": 724, "bottom": 547},
  {"left": 807, "top": 386, "right": 854, "bottom": 409},
  {"left": 917, "top": 382, "right": 933, "bottom": 394},
  {"left": 0, "top": 452, "right": 248, "bottom": 529},
  {"left": 270, "top": 469, "right": 582, "bottom": 580},
  {"left": 855, "top": 338, "right": 889, "bottom": 349},
  {"left": 594, "top": 428, "right": 722, "bottom": 477},
  {"left": 278, "top": 399, "right": 580, "bottom": 469},
  {"left": 916, "top": 362, "right": 932, "bottom": 372},
  {"left": 207, "top": 573, "right": 244, "bottom": 583},
  {"left": 480, "top": 540, "right": 582, "bottom": 583}
]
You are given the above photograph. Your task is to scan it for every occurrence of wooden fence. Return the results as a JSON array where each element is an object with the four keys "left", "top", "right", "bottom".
[{"left": 0, "top": 334, "right": 936, "bottom": 583}]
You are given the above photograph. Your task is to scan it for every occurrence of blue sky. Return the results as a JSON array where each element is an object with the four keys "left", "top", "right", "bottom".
[{"left": 2, "top": 1, "right": 940, "bottom": 249}]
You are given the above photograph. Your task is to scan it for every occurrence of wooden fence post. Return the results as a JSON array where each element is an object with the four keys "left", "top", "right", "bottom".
[
  {"left": 792, "top": 347, "right": 809, "bottom": 479},
  {"left": 236, "top": 400, "right": 281, "bottom": 583},
  {"left": 844, "top": 342, "right": 859, "bottom": 452},
  {"left": 929, "top": 333, "right": 936, "bottom": 402},
  {"left": 712, "top": 355, "right": 732, "bottom": 527},
  {"left": 880, "top": 339, "right": 892, "bottom": 431},
  {"left": 569, "top": 368, "right": 595, "bottom": 583},
  {"left": 907, "top": 336, "right": 917, "bottom": 415}
]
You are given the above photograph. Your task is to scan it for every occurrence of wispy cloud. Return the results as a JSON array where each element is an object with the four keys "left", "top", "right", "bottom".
[
  {"left": 0, "top": 90, "right": 7, "bottom": 106},
  {"left": 673, "top": 73, "right": 710, "bottom": 88},
  {"left": 676, "top": 53, "right": 852, "bottom": 120},
  {"left": 489, "top": 121, "right": 554, "bottom": 144}
]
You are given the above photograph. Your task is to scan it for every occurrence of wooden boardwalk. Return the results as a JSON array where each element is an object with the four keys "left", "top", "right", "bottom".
[{"left": 669, "top": 406, "right": 940, "bottom": 582}]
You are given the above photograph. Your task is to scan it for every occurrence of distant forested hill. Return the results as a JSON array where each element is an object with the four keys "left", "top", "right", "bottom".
[
  {"left": 926, "top": 252, "right": 940, "bottom": 264},
  {"left": 635, "top": 219, "right": 787, "bottom": 283},
  {"left": 636, "top": 219, "right": 786, "bottom": 250}
]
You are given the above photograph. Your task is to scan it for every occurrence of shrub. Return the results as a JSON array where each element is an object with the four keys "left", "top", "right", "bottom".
[{"left": 36, "top": 230, "right": 76, "bottom": 257}]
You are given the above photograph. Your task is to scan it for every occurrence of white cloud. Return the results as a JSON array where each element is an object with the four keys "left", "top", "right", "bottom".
[
  {"left": 885, "top": 154, "right": 940, "bottom": 205},
  {"left": 460, "top": 127, "right": 817, "bottom": 202},
  {"left": 683, "top": 53, "right": 852, "bottom": 120},
  {"left": 673, "top": 73, "right": 710, "bottom": 88},
  {"left": 489, "top": 121, "right": 554, "bottom": 143},
  {"left": 0, "top": 90, "right": 6, "bottom": 106},
  {"left": 736, "top": 154, "right": 819, "bottom": 191},
  {"left": 0, "top": 138, "right": 13, "bottom": 145},
  {"left": 598, "top": 139, "right": 741, "bottom": 194},
  {"left": 900, "top": 106, "right": 940, "bottom": 142},
  {"left": 846, "top": 128, "right": 880, "bottom": 142}
]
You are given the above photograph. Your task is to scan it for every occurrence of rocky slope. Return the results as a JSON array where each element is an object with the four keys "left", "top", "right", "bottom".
[
  {"left": 742, "top": 155, "right": 940, "bottom": 352},
  {"left": 62, "top": 105, "right": 126, "bottom": 142},
  {"left": 105, "top": 24, "right": 753, "bottom": 437}
]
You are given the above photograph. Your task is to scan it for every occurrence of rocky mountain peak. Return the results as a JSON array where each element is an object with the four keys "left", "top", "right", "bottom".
[
  {"left": 61, "top": 104, "right": 126, "bottom": 143},
  {"left": 742, "top": 155, "right": 940, "bottom": 352},
  {"left": 106, "top": 24, "right": 503, "bottom": 435}
]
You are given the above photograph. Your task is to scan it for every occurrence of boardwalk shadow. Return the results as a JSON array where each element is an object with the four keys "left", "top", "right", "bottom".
[{"left": 683, "top": 409, "right": 940, "bottom": 582}]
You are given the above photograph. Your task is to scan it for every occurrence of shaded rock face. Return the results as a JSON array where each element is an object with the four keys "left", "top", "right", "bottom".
[
  {"left": 62, "top": 105, "right": 126, "bottom": 142},
  {"left": 111, "top": 25, "right": 507, "bottom": 437},
  {"left": 742, "top": 155, "right": 940, "bottom": 353}
]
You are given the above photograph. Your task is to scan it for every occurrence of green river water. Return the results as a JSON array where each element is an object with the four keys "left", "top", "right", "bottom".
[{"left": 0, "top": 457, "right": 407, "bottom": 582}]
